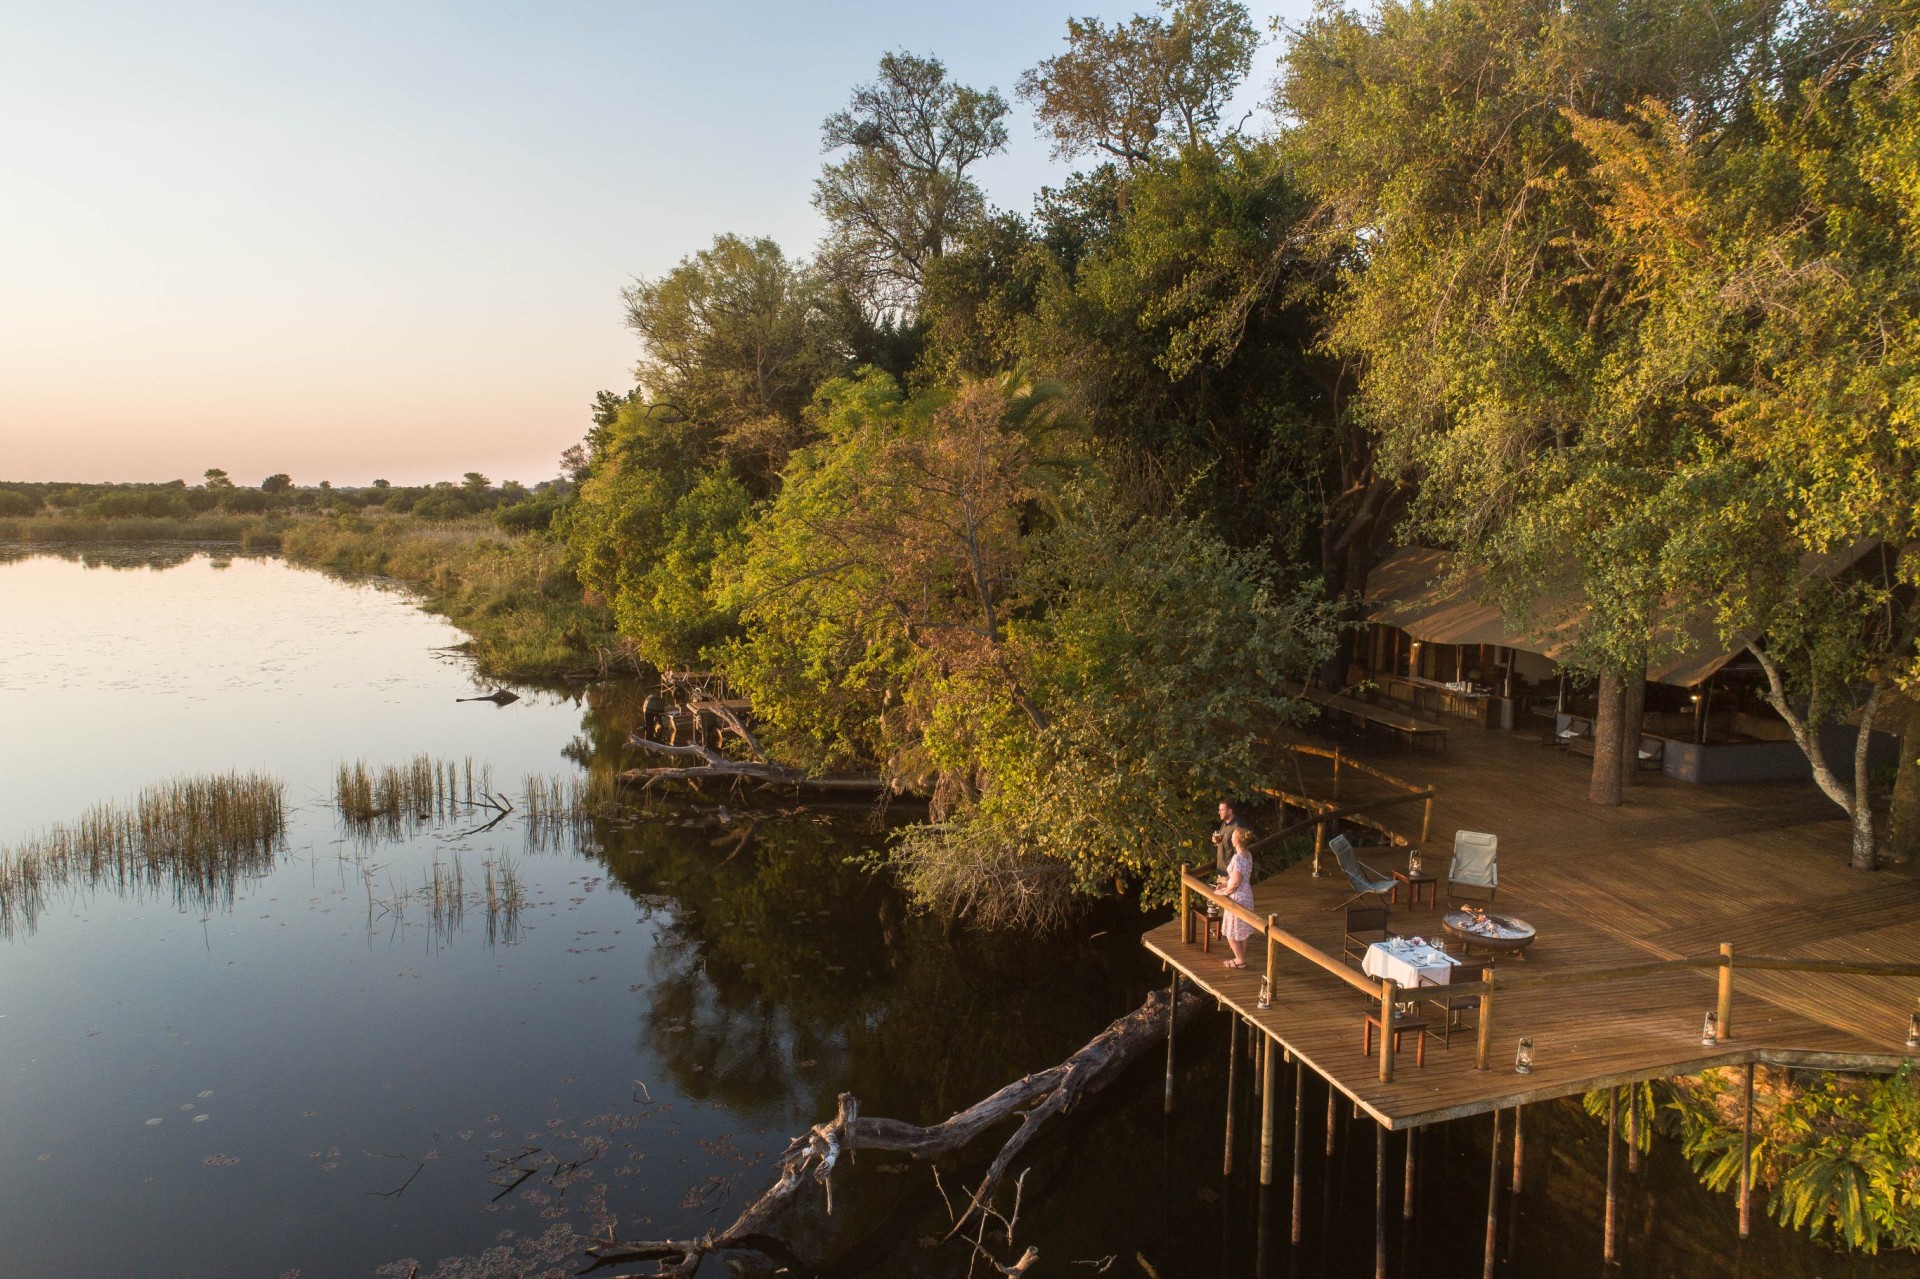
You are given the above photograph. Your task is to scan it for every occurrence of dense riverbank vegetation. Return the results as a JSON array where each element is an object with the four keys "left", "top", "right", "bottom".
[{"left": 555, "top": 0, "right": 1920, "bottom": 903}]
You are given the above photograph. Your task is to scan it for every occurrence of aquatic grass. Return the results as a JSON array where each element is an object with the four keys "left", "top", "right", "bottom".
[
  {"left": 335, "top": 755, "right": 502, "bottom": 840},
  {"left": 520, "top": 771, "right": 621, "bottom": 852},
  {"left": 0, "top": 772, "right": 286, "bottom": 938}
]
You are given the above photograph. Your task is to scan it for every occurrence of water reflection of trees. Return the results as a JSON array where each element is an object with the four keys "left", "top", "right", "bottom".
[{"left": 576, "top": 801, "right": 1162, "bottom": 1131}]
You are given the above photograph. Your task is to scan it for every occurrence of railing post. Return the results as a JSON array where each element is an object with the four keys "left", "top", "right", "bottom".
[
  {"left": 1264, "top": 914, "right": 1277, "bottom": 1004},
  {"left": 1333, "top": 748, "right": 1343, "bottom": 800},
  {"left": 1179, "top": 864, "right": 1192, "bottom": 945},
  {"left": 1421, "top": 793, "right": 1433, "bottom": 844},
  {"left": 1718, "top": 942, "right": 1734, "bottom": 1041},
  {"left": 1379, "top": 979, "right": 1398, "bottom": 1083},
  {"left": 1476, "top": 968, "right": 1495, "bottom": 1071},
  {"left": 1312, "top": 820, "right": 1327, "bottom": 878}
]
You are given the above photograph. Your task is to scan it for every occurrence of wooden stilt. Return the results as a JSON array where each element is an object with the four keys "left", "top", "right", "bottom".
[
  {"left": 1511, "top": 1104, "right": 1524, "bottom": 1194},
  {"left": 1375, "top": 1124, "right": 1388, "bottom": 1279},
  {"left": 1627, "top": 1089, "right": 1641, "bottom": 1175},
  {"left": 1224, "top": 1015, "right": 1239, "bottom": 1175},
  {"left": 1739, "top": 1063, "right": 1754, "bottom": 1239},
  {"left": 1483, "top": 1108, "right": 1500, "bottom": 1279},
  {"left": 1605, "top": 1087, "right": 1620, "bottom": 1264},
  {"left": 1403, "top": 1126, "right": 1416, "bottom": 1221},
  {"left": 1260, "top": 1033, "right": 1277, "bottom": 1187},
  {"left": 1291, "top": 1060, "right": 1306, "bottom": 1246},
  {"left": 1164, "top": 973, "right": 1179, "bottom": 1116},
  {"left": 1327, "top": 1086, "right": 1338, "bottom": 1157}
]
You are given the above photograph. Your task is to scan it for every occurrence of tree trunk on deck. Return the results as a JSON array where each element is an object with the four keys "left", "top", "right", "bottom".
[
  {"left": 1619, "top": 670, "right": 1647, "bottom": 790},
  {"left": 1890, "top": 732, "right": 1920, "bottom": 865},
  {"left": 1589, "top": 672, "right": 1625, "bottom": 806}
]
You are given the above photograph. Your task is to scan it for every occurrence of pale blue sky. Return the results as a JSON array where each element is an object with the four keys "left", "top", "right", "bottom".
[{"left": 0, "top": 1, "right": 1310, "bottom": 485}]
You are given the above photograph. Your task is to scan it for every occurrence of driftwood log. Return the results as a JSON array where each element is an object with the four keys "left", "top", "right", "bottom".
[
  {"left": 620, "top": 733, "right": 889, "bottom": 793},
  {"left": 586, "top": 984, "right": 1204, "bottom": 1277}
]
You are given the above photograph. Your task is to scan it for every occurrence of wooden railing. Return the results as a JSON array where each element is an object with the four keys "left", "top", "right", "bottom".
[
  {"left": 1467, "top": 947, "right": 1920, "bottom": 1072},
  {"left": 1181, "top": 868, "right": 1415, "bottom": 1083},
  {"left": 1263, "top": 741, "right": 1436, "bottom": 859},
  {"left": 1175, "top": 867, "right": 1920, "bottom": 1083}
]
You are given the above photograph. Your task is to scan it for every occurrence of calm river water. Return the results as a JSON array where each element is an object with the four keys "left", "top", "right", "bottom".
[{"left": 0, "top": 544, "right": 1910, "bottom": 1279}]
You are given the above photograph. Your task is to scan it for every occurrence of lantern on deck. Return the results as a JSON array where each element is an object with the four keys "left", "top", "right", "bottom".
[
  {"left": 1258, "top": 975, "right": 1272, "bottom": 1011},
  {"left": 1702, "top": 1012, "right": 1719, "bottom": 1046},
  {"left": 1906, "top": 1011, "right": 1919, "bottom": 1051},
  {"left": 1514, "top": 1037, "right": 1535, "bottom": 1075}
]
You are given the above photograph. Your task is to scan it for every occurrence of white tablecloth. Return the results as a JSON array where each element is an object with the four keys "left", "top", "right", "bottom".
[{"left": 1362, "top": 938, "right": 1459, "bottom": 989}]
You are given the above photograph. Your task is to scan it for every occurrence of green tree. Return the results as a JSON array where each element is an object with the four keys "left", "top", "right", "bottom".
[
  {"left": 1017, "top": 0, "right": 1258, "bottom": 168},
  {"left": 814, "top": 52, "right": 1009, "bottom": 311},
  {"left": 623, "top": 234, "right": 838, "bottom": 488},
  {"left": 261, "top": 473, "right": 293, "bottom": 494},
  {"left": 202, "top": 468, "right": 234, "bottom": 489},
  {"left": 1280, "top": 0, "right": 1788, "bottom": 805}
]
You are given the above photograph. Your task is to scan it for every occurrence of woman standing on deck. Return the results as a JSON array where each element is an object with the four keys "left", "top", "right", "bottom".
[{"left": 1220, "top": 826, "right": 1257, "bottom": 968}]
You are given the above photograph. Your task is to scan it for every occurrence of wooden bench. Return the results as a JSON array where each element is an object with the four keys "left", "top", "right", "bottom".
[{"left": 1302, "top": 687, "right": 1449, "bottom": 753}]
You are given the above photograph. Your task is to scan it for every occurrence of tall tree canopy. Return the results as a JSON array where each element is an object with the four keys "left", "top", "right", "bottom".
[
  {"left": 814, "top": 52, "right": 1010, "bottom": 313},
  {"left": 1018, "top": 0, "right": 1260, "bottom": 166}
]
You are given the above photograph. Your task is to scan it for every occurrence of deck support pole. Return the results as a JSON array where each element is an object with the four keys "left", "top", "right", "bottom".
[
  {"left": 1739, "top": 1063, "right": 1755, "bottom": 1239},
  {"left": 1291, "top": 1060, "right": 1306, "bottom": 1245},
  {"left": 1483, "top": 1108, "right": 1500, "bottom": 1279},
  {"left": 1223, "top": 1015, "right": 1239, "bottom": 1175},
  {"left": 1511, "top": 1104, "right": 1524, "bottom": 1194},
  {"left": 1719, "top": 942, "right": 1735, "bottom": 1041},
  {"left": 1327, "top": 1085, "right": 1338, "bottom": 1157},
  {"left": 1375, "top": 1123, "right": 1388, "bottom": 1279},
  {"left": 1403, "top": 1126, "right": 1417, "bottom": 1220},
  {"left": 1259, "top": 1034, "right": 1277, "bottom": 1186},
  {"left": 1164, "top": 973, "right": 1179, "bottom": 1115},
  {"left": 1627, "top": 1090, "right": 1641, "bottom": 1174},
  {"left": 1605, "top": 1087, "right": 1619, "bottom": 1265}
]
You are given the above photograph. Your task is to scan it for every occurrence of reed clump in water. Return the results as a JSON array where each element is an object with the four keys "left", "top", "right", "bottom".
[
  {"left": 521, "top": 772, "right": 618, "bottom": 852},
  {"left": 0, "top": 772, "right": 286, "bottom": 938},
  {"left": 335, "top": 755, "right": 501, "bottom": 839}
]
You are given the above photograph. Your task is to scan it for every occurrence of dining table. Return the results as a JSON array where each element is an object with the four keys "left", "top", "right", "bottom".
[{"left": 1361, "top": 935, "right": 1460, "bottom": 989}]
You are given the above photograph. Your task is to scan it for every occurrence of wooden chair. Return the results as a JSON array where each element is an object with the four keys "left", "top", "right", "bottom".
[
  {"left": 1417, "top": 960, "right": 1487, "bottom": 1047},
  {"left": 1342, "top": 905, "right": 1395, "bottom": 967},
  {"left": 1363, "top": 1008, "right": 1429, "bottom": 1067}
]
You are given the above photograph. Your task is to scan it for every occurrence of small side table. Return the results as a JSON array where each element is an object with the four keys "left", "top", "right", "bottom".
[
  {"left": 1187, "top": 903, "right": 1222, "bottom": 953},
  {"left": 1363, "top": 1009, "right": 1429, "bottom": 1067},
  {"left": 1392, "top": 868, "right": 1438, "bottom": 910}
]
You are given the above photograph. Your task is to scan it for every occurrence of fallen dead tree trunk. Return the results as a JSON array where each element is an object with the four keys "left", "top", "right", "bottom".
[
  {"left": 620, "top": 734, "right": 890, "bottom": 793},
  {"left": 586, "top": 983, "right": 1205, "bottom": 1277}
]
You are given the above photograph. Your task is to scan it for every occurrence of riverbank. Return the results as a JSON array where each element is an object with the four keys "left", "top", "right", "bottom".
[
  {"left": 0, "top": 511, "right": 290, "bottom": 547},
  {"left": 1, "top": 512, "right": 622, "bottom": 680},
  {"left": 278, "top": 516, "right": 624, "bottom": 680}
]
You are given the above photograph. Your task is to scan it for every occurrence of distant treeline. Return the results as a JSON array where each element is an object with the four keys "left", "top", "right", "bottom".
[{"left": 0, "top": 469, "right": 570, "bottom": 533}]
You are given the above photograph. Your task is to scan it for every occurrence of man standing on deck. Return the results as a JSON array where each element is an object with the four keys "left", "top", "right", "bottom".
[{"left": 1211, "top": 799, "right": 1251, "bottom": 877}]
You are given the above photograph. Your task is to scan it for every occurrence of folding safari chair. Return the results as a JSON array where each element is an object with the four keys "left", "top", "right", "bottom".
[
  {"left": 1446, "top": 830, "right": 1499, "bottom": 904},
  {"left": 1329, "top": 834, "right": 1397, "bottom": 911}
]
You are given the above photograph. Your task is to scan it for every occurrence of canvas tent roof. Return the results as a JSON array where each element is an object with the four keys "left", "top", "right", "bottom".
[{"left": 1361, "top": 547, "right": 1744, "bottom": 688}]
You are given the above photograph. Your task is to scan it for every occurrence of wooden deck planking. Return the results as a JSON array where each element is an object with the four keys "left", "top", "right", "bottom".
[{"left": 1148, "top": 720, "right": 1920, "bottom": 1130}]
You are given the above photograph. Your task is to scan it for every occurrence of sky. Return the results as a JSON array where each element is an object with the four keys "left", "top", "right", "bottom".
[{"left": 0, "top": 1, "right": 1312, "bottom": 487}]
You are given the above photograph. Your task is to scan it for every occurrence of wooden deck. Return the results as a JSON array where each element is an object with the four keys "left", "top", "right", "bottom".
[{"left": 1145, "top": 720, "right": 1920, "bottom": 1129}]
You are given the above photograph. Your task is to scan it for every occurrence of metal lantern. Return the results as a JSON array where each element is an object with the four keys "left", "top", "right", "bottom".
[
  {"left": 1906, "top": 1011, "right": 1919, "bottom": 1051},
  {"left": 1515, "top": 1037, "right": 1535, "bottom": 1075},
  {"left": 1257, "top": 975, "right": 1272, "bottom": 1011},
  {"left": 1702, "top": 1012, "right": 1719, "bottom": 1046},
  {"left": 1409, "top": 849, "right": 1423, "bottom": 874}
]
